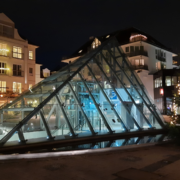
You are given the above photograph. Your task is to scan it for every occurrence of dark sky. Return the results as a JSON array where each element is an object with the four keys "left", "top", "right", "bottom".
[{"left": 0, "top": 0, "right": 180, "bottom": 70}]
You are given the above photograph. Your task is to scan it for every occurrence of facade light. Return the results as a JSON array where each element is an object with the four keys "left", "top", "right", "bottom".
[{"left": 160, "top": 88, "right": 164, "bottom": 95}]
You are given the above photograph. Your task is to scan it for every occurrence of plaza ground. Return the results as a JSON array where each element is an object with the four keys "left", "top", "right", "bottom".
[{"left": 0, "top": 143, "right": 180, "bottom": 180}]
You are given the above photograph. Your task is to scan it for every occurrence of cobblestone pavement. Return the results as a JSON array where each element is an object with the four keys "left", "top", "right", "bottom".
[{"left": 0, "top": 143, "right": 180, "bottom": 180}]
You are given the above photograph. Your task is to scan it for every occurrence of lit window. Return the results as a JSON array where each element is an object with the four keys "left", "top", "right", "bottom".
[
  {"left": 13, "top": 46, "right": 22, "bottom": 59},
  {"left": 29, "top": 51, "right": 33, "bottom": 59},
  {"left": 0, "top": 81, "right": 6, "bottom": 92},
  {"left": 140, "top": 59, "right": 144, "bottom": 65},
  {"left": 43, "top": 72, "right": 50, "bottom": 77},
  {"left": 0, "top": 43, "right": 8, "bottom": 56},
  {"left": 29, "top": 68, "right": 33, "bottom": 75},
  {"left": 13, "top": 82, "right": 22, "bottom": 93},
  {"left": 172, "top": 76, "right": 177, "bottom": 85},
  {"left": 165, "top": 76, "right": 171, "bottom": 86},
  {"left": 91, "top": 38, "right": 101, "bottom": 49}
]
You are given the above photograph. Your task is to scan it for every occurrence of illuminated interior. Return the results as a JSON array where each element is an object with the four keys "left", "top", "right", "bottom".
[{"left": 0, "top": 37, "right": 165, "bottom": 146}]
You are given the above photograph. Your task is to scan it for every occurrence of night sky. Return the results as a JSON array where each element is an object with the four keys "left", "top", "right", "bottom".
[{"left": 0, "top": 0, "right": 180, "bottom": 70}]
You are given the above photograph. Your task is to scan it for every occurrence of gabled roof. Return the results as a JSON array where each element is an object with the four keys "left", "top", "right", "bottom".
[
  {"left": 70, "top": 27, "right": 174, "bottom": 58},
  {"left": 0, "top": 13, "right": 14, "bottom": 25}
]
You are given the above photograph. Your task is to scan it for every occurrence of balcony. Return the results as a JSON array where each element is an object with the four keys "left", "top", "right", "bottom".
[
  {"left": 0, "top": 70, "right": 9, "bottom": 76},
  {"left": 126, "top": 50, "right": 148, "bottom": 57},
  {"left": 0, "top": 87, "right": 24, "bottom": 97},
  {"left": 13, "top": 70, "right": 24, "bottom": 77},
  {"left": 156, "top": 56, "right": 166, "bottom": 62},
  {"left": 131, "top": 65, "right": 148, "bottom": 71},
  {"left": 12, "top": 52, "right": 24, "bottom": 59}
]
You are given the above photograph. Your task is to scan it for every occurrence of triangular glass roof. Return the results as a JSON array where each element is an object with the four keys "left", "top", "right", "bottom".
[{"left": 0, "top": 37, "right": 165, "bottom": 147}]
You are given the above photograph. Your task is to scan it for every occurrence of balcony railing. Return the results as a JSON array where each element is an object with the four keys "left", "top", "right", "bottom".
[
  {"left": 0, "top": 70, "right": 9, "bottom": 75},
  {"left": 126, "top": 50, "right": 148, "bottom": 57},
  {"left": 131, "top": 65, "right": 148, "bottom": 70},
  {"left": 13, "top": 70, "right": 24, "bottom": 77},
  {"left": 0, "top": 87, "right": 23, "bottom": 95},
  {"left": 156, "top": 56, "right": 166, "bottom": 62},
  {"left": 12, "top": 52, "right": 24, "bottom": 59}
]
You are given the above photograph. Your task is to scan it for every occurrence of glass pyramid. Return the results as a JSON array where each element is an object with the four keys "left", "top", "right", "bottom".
[{"left": 0, "top": 37, "right": 165, "bottom": 146}]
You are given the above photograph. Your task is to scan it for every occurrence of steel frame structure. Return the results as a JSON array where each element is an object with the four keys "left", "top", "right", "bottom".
[{"left": 0, "top": 37, "right": 165, "bottom": 147}]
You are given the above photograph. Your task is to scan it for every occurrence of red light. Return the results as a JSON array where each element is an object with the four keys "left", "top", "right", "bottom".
[{"left": 160, "top": 89, "right": 164, "bottom": 95}]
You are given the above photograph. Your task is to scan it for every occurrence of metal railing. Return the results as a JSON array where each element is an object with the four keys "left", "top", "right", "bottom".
[
  {"left": 156, "top": 56, "right": 166, "bottom": 62},
  {"left": 13, "top": 70, "right": 24, "bottom": 77},
  {"left": 126, "top": 50, "right": 148, "bottom": 57},
  {"left": 131, "top": 65, "right": 148, "bottom": 70}
]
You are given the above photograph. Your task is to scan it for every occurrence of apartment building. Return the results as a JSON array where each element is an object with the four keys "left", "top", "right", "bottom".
[
  {"left": 62, "top": 27, "right": 177, "bottom": 101},
  {"left": 0, "top": 13, "right": 42, "bottom": 106}
]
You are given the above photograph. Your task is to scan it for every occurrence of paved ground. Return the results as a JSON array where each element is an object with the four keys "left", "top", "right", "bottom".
[{"left": 0, "top": 143, "right": 180, "bottom": 180}]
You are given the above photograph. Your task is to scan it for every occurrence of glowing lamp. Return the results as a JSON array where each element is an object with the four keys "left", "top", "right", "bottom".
[{"left": 160, "top": 88, "right": 164, "bottom": 95}]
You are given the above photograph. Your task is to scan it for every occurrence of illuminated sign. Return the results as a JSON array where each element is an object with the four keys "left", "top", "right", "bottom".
[{"left": 110, "top": 91, "right": 117, "bottom": 100}]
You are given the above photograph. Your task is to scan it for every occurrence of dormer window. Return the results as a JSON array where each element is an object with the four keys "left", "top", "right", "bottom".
[{"left": 92, "top": 38, "right": 101, "bottom": 49}]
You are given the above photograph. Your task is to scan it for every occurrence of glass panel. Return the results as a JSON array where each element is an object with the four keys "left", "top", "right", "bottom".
[
  {"left": 165, "top": 76, "right": 171, "bottom": 86},
  {"left": 172, "top": 76, "right": 177, "bottom": 86}
]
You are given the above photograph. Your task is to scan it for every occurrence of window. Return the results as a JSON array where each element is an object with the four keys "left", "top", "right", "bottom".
[
  {"left": 155, "top": 49, "right": 166, "bottom": 62},
  {"left": 135, "top": 59, "right": 144, "bottom": 66},
  {"left": 13, "top": 46, "right": 22, "bottom": 59},
  {"left": 154, "top": 77, "right": 162, "bottom": 88},
  {"left": 0, "top": 43, "right": 8, "bottom": 56},
  {"left": 29, "top": 68, "right": 33, "bottom": 75},
  {"left": 135, "top": 59, "right": 139, "bottom": 66},
  {"left": 0, "top": 24, "right": 13, "bottom": 38},
  {"left": 0, "top": 81, "right": 6, "bottom": 92},
  {"left": 125, "top": 47, "right": 129, "bottom": 52},
  {"left": 140, "top": 59, "right": 144, "bottom": 65},
  {"left": 140, "top": 46, "right": 144, "bottom": 51},
  {"left": 13, "top": 82, "right": 22, "bottom": 93},
  {"left": 130, "top": 46, "right": 134, "bottom": 52},
  {"left": 13, "top": 64, "right": 22, "bottom": 76},
  {"left": 29, "top": 51, "right": 33, "bottom": 59},
  {"left": 0, "top": 62, "right": 7, "bottom": 74},
  {"left": 165, "top": 76, "right": 171, "bottom": 86},
  {"left": 178, "top": 76, "right": 180, "bottom": 83},
  {"left": 135, "top": 46, "right": 139, "bottom": 52},
  {"left": 172, "top": 76, "right": 177, "bottom": 85}
]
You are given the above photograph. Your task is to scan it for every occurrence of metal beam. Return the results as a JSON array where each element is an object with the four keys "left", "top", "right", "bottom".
[
  {"left": 115, "top": 44, "right": 164, "bottom": 126},
  {"left": 17, "top": 128, "right": 26, "bottom": 143},
  {"left": 107, "top": 48, "right": 164, "bottom": 127},
  {"left": 46, "top": 104, "right": 56, "bottom": 123},
  {"left": 55, "top": 94, "right": 77, "bottom": 137},
  {"left": 3, "top": 108, "right": 34, "bottom": 112},
  {"left": 101, "top": 52, "right": 153, "bottom": 128},
  {"left": 78, "top": 72, "right": 113, "bottom": 134},
  {"left": 39, "top": 110, "right": 54, "bottom": 140},
  {"left": 94, "top": 58, "right": 141, "bottom": 130},
  {"left": 68, "top": 82, "right": 97, "bottom": 135},
  {"left": 0, "top": 40, "right": 106, "bottom": 145},
  {"left": 86, "top": 64, "right": 128, "bottom": 131}
]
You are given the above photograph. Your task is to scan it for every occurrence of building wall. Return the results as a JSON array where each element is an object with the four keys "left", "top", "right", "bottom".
[{"left": 0, "top": 13, "right": 41, "bottom": 105}]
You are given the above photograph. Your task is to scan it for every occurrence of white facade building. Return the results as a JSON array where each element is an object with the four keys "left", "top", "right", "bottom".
[{"left": 62, "top": 28, "right": 177, "bottom": 100}]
